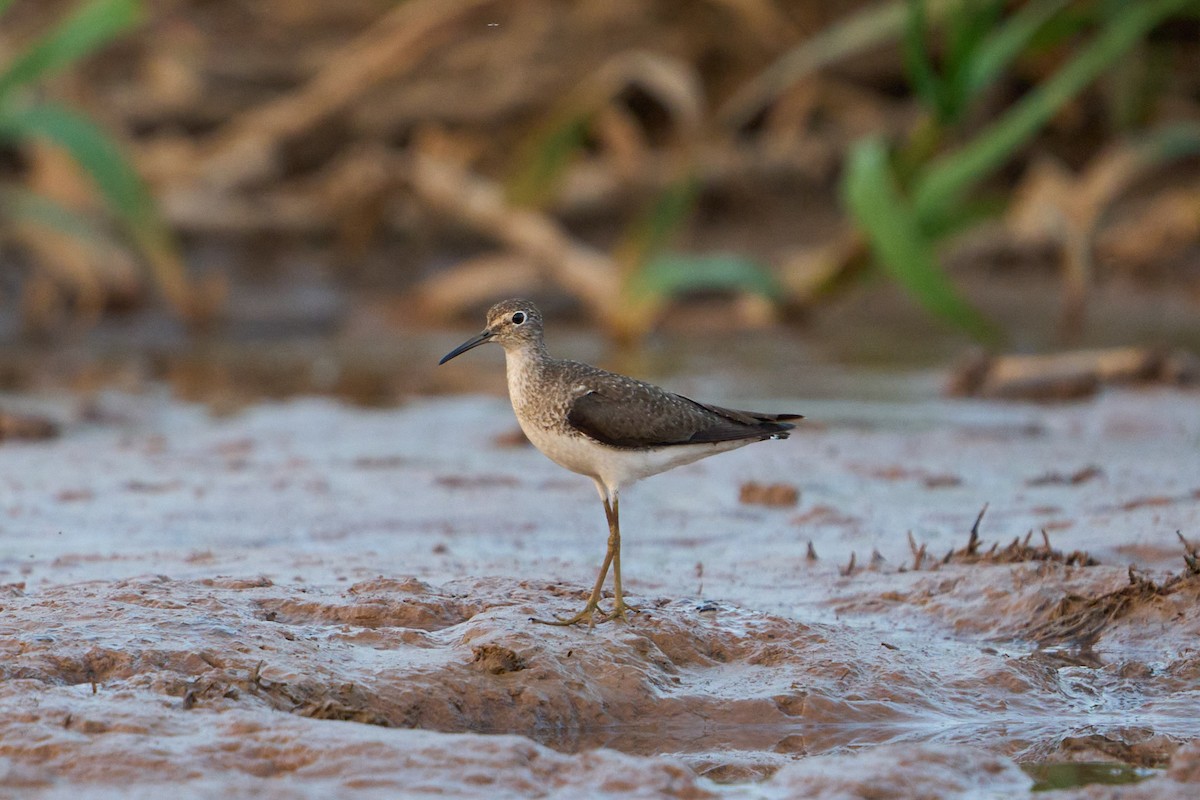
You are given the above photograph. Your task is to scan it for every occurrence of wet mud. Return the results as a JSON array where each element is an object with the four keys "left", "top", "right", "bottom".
[{"left": 0, "top": 387, "right": 1198, "bottom": 797}]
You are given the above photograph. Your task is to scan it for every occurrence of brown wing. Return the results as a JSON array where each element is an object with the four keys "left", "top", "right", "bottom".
[{"left": 566, "top": 384, "right": 801, "bottom": 449}]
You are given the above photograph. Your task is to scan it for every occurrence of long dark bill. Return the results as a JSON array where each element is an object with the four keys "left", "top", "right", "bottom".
[{"left": 438, "top": 330, "right": 494, "bottom": 365}]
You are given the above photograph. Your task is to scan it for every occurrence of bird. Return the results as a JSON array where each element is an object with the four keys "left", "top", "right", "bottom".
[{"left": 439, "top": 298, "right": 802, "bottom": 626}]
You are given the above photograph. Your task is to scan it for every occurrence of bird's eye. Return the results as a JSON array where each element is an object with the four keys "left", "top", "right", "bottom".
[{"left": 511, "top": 312, "right": 526, "bottom": 325}]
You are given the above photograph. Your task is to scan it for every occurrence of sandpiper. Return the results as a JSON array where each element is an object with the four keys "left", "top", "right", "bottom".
[{"left": 439, "top": 298, "right": 802, "bottom": 626}]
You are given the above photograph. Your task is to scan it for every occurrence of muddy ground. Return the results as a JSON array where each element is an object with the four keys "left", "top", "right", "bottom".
[{"left": 1, "top": 379, "right": 1199, "bottom": 797}]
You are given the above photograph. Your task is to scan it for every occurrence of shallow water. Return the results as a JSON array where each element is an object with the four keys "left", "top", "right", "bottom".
[
  {"left": 5, "top": 269, "right": 1200, "bottom": 412},
  {"left": 1023, "top": 761, "right": 1158, "bottom": 792}
]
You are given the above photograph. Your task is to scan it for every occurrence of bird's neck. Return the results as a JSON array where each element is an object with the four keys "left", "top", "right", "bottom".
[{"left": 503, "top": 341, "right": 549, "bottom": 407}]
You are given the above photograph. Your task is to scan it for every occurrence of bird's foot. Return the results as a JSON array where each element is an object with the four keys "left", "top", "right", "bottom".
[
  {"left": 602, "top": 599, "right": 641, "bottom": 623},
  {"left": 530, "top": 601, "right": 607, "bottom": 628},
  {"left": 531, "top": 598, "right": 642, "bottom": 627}
]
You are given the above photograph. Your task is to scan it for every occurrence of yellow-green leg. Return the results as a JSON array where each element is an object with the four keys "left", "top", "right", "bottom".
[
  {"left": 531, "top": 538, "right": 613, "bottom": 627},
  {"left": 533, "top": 487, "right": 636, "bottom": 627},
  {"left": 606, "top": 493, "right": 638, "bottom": 622}
]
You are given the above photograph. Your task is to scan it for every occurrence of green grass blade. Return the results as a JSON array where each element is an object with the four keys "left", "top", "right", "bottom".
[
  {"left": 941, "top": 0, "right": 1002, "bottom": 119},
  {"left": 925, "top": 0, "right": 1002, "bottom": 118},
  {"left": 903, "top": 0, "right": 948, "bottom": 121},
  {"left": 0, "top": 184, "right": 119, "bottom": 247},
  {"left": 0, "top": 0, "right": 142, "bottom": 99},
  {"left": 1132, "top": 122, "right": 1200, "bottom": 162},
  {"left": 914, "top": 0, "right": 1193, "bottom": 223},
  {"left": 945, "top": 0, "right": 1001, "bottom": 73},
  {"left": 719, "top": 0, "right": 963, "bottom": 129},
  {"left": 635, "top": 176, "right": 699, "bottom": 259},
  {"left": 966, "top": 0, "right": 1072, "bottom": 99},
  {"left": 504, "top": 112, "right": 590, "bottom": 208},
  {"left": 626, "top": 252, "right": 782, "bottom": 302},
  {"left": 0, "top": 100, "right": 187, "bottom": 305},
  {"left": 842, "top": 138, "right": 1000, "bottom": 342},
  {"left": 0, "top": 101, "right": 155, "bottom": 226},
  {"left": 617, "top": 174, "right": 701, "bottom": 277}
]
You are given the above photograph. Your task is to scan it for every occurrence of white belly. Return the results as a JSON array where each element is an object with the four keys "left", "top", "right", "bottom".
[{"left": 518, "top": 418, "right": 751, "bottom": 491}]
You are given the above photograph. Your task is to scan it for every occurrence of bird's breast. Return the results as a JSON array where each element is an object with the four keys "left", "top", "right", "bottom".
[{"left": 505, "top": 356, "right": 575, "bottom": 428}]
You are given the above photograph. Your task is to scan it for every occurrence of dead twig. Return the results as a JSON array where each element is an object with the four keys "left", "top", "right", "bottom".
[
  {"left": 968, "top": 504, "right": 987, "bottom": 556},
  {"left": 906, "top": 530, "right": 927, "bottom": 571},
  {"left": 930, "top": 508, "right": 1096, "bottom": 568},
  {"left": 409, "top": 154, "right": 618, "bottom": 324},
  {"left": 946, "top": 347, "right": 1193, "bottom": 400},
  {"left": 1028, "top": 540, "right": 1200, "bottom": 647},
  {"left": 196, "top": 0, "right": 504, "bottom": 190},
  {"left": 1179, "top": 531, "right": 1199, "bottom": 575}
]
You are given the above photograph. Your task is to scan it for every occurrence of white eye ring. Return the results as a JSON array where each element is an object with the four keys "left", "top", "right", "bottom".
[{"left": 511, "top": 312, "right": 526, "bottom": 325}]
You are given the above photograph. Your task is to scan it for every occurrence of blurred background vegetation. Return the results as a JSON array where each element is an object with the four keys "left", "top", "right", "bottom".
[{"left": 0, "top": 0, "right": 1198, "bottom": 402}]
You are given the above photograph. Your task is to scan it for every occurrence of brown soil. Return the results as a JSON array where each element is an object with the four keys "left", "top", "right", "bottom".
[{"left": 1, "top": 386, "right": 1198, "bottom": 796}]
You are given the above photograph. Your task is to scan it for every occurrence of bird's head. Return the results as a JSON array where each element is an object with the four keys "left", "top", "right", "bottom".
[{"left": 438, "top": 298, "right": 544, "bottom": 364}]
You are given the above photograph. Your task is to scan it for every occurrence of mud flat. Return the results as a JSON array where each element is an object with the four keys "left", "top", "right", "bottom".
[{"left": 0, "top": 387, "right": 1198, "bottom": 797}]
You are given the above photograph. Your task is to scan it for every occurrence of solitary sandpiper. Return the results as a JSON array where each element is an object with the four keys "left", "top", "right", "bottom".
[{"left": 439, "top": 298, "right": 802, "bottom": 626}]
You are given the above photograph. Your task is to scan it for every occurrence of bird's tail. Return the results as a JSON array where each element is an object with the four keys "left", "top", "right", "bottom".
[
  {"left": 705, "top": 406, "right": 803, "bottom": 439},
  {"left": 757, "top": 413, "right": 802, "bottom": 439}
]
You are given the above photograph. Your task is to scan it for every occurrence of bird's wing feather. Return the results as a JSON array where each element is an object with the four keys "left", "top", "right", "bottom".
[{"left": 566, "top": 380, "right": 799, "bottom": 449}]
